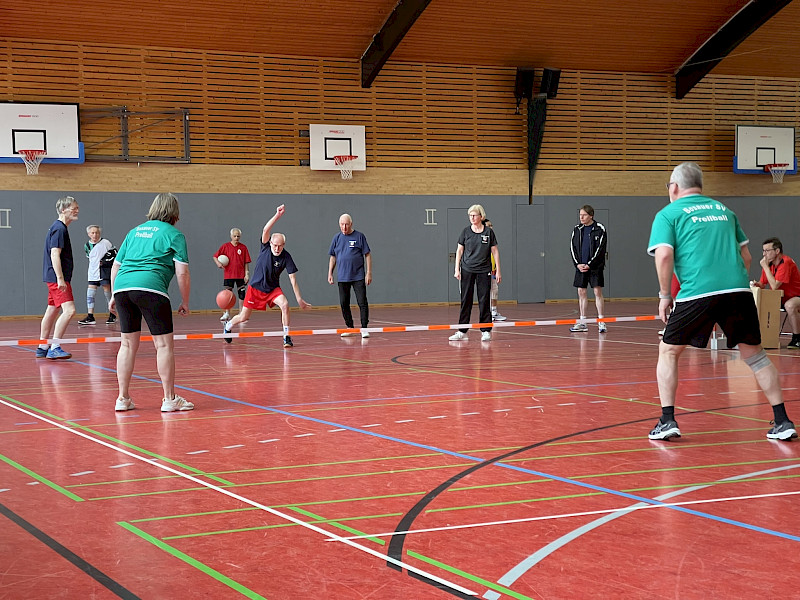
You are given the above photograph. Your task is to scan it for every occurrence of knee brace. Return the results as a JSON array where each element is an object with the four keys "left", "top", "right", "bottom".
[
  {"left": 86, "top": 287, "right": 97, "bottom": 310},
  {"left": 743, "top": 349, "right": 771, "bottom": 373}
]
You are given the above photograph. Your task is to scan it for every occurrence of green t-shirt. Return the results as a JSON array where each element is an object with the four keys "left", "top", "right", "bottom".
[
  {"left": 113, "top": 220, "right": 189, "bottom": 297},
  {"left": 647, "top": 194, "right": 749, "bottom": 301}
]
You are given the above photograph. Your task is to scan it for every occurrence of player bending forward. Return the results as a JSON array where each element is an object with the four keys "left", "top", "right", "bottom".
[{"left": 223, "top": 205, "right": 310, "bottom": 347}]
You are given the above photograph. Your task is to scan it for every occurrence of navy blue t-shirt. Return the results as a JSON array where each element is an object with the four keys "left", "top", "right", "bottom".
[
  {"left": 248, "top": 244, "right": 298, "bottom": 293},
  {"left": 581, "top": 226, "right": 592, "bottom": 264},
  {"left": 329, "top": 230, "right": 371, "bottom": 282},
  {"left": 43, "top": 220, "right": 73, "bottom": 283}
]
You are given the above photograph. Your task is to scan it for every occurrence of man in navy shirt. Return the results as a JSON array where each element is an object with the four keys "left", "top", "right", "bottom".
[
  {"left": 37, "top": 196, "right": 80, "bottom": 359},
  {"left": 223, "top": 205, "right": 310, "bottom": 348},
  {"left": 328, "top": 213, "right": 372, "bottom": 338}
]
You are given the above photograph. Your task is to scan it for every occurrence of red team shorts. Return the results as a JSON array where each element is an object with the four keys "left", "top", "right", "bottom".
[
  {"left": 46, "top": 282, "right": 74, "bottom": 307},
  {"left": 243, "top": 286, "right": 284, "bottom": 310}
]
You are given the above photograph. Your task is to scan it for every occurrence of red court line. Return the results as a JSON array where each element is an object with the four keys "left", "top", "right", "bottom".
[{"left": 0, "top": 315, "right": 658, "bottom": 347}]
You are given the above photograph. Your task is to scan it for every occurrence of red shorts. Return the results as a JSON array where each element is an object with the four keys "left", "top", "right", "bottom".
[
  {"left": 244, "top": 286, "right": 284, "bottom": 311},
  {"left": 46, "top": 282, "right": 74, "bottom": 307}
]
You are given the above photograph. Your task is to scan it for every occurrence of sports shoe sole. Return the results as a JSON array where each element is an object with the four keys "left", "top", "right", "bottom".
[
  {"left": 766, "top": 427, "right": 798, "bottom": 440},
  {"left": 648, "top": 427, "right": 681, "bottom": 440}
]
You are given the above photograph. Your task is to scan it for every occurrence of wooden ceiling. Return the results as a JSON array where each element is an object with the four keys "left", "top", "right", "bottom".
[{"left": 3, "top": 0, "right": 799, "bottom": 80}]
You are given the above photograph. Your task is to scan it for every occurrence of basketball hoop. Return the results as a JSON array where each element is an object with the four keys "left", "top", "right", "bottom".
[
  {"left": 765, "top": 163, "right": 790, "bottom": 184},
  {"left": 19, "top": 149, "right": 46, "bottom": 175},
  {"left": 333, "top": 155, "right": 357, "bottom": 180}
]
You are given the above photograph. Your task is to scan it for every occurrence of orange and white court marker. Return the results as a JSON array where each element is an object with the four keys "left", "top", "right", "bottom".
[{"left": 0, "top": 315, "right": 658, "bottom": 348}]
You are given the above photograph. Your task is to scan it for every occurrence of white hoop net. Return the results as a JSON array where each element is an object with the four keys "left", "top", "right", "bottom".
[
  {"left": 333, "top": 155, "right": 357, "bottom": 180},
  {"left": 20, "top": 150, "right": 46, "bottom": 175},
  {"left": 766, "top": 163, "right": 789, "bottom": 184}
]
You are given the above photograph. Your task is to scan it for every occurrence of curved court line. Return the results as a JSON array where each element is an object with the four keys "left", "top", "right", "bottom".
[
  {"left": 0, "top": 398, "right": 477, "bottom": 597},
  {"left": 483, "top": 462, "right": 800, "bottom": 600}
]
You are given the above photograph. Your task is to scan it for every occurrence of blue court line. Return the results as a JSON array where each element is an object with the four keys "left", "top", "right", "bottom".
[{"left": 14, "top": 348, "right": 800, "bottom": 545}]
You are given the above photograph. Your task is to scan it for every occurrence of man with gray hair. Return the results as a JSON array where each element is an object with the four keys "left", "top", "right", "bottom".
[
  {"left": 647, "top": 161, "right": 796, "bottom": 441},
  {"left": 79, "top": 224, "right": 115, "bottom": 325},
  {"left": 328, "top": 213, "right": 372, "bottom": 338},
  {"left": 37, "top": 196, "right": 79, "bottom": 359}
]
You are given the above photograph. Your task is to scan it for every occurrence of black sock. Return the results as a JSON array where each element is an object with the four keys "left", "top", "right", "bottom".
[
  {"left": 772, "top": 403, "right": 789, "bottom": 424},
  {"left": 661, "top": 406, "right": 675, "bottom": 422}
]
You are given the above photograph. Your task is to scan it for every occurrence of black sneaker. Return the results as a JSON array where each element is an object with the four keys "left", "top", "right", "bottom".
[
  {"left": 223, "top": 323, "right": 232, "bottom": 344},
  {"left": 283, "top": 335, "right": 293, "bottom": 348},
  {"left": 78, "top": 315, "right": 96, "bottom": 325},
  {"left": 106, "top": 313, "right": 117, "bottom": 324},
  {"left": 648, "top": 418, "right": 681, "bottom": 440},
  {"left": 766, "top": 420, "right": 798, "bottom": 441},
  {"left": 788, "top": 338, "right": 800, "bottom": 349}
]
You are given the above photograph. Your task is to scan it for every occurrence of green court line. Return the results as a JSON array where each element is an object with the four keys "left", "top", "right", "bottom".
[
  {"left": 407, "top": 550, "right": 534, "bottom": 600},
  {"left": 0, "top": 453, "right": 84, "bottom": 502},
  {"left": 286, "top": 506, "right": 528, "bottom": 599},
  {"left": 287, "top": 506, "right": 388, "bottom": 546},
  {"left": 117, "top": 521, "right": 267, "bottom": 599},
  {"left": 161, "top": 511, "right": 403, "bottom": 541},
  {"left": 426, "top": 472, "right": 800, "bottom": 513},
  {"left": 1, "top": 394, "right": 234, "bottom": 486}
]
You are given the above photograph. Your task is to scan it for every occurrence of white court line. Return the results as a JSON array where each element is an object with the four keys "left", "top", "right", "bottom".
[
  {"left": 0, "top": 398, "right": 477, "bottom": 597},
  {"left": 258, "top": 439, "right": 280, "bottom": 443},
  {"left": 110, "top": 463, "right": 134, "bottom": 469},
  {"left": 327, "top": 488, "right": 800, "bottom": 542},
  {"left": 70, "top": 471, "right": 94, "bottom": 477},
  {"left": 223, "top": 445, "right": 245, "bottom": 449},
  {"left": 187, "top": 450, "right": 209, "bottom": 455}
]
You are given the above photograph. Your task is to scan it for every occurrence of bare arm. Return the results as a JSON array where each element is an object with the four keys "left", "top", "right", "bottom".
[
  {"left": 288, "top": 272, "right": 310, "bottom": 309},
  {"left": 654, "top": 246, "right": 675, "bottom": 323},
  {"left": 490, "top": 246, "right": 501, "bottom": 285},
  {"left": 454, "top": 244, "right": 464, "bottom": 279},
  {"left": 328, "top": 255, "right": 336, "bottom": 284},
  {"left": 50, "top": 247, "right": 66, "bottom": 291},
  {"left": 244, "top": 261, "right": 250, "bottom": 283},
  {"left": 262, "top": 205, "right": 285, "bottom": 244},
  {"left": 365, "top": 252, "right": 372, "bottom": 285},
  {"left": 175, "top": 262, "right": 191, "bottom": 315},
  {"left": 740, "top": 245, "right": 752, "bottom": 271}
]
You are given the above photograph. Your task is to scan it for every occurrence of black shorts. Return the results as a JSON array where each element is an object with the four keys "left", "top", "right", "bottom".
[
  {"left": 87, "top": 279, "right": 111, "bottom": 287},
  {"left": 574, "top": 269, "right": 604, "bottom": 289},
  {"left": 223, "top": 278, "right": 247, "bottom": 290},
  {"left": 114, "top": 290, "right": 174, "bottom": 336},
  {"left": 662, "top": 291, "right": 761, "bottom": 349}
]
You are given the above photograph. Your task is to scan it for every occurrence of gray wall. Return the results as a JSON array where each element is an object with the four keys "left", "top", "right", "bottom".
[{"left": 1, "top": 190, "right": 798, "bottom": 316}]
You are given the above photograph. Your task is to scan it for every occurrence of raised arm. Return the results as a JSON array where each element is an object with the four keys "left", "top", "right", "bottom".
[{"left": 262, "top": 205, "right": 286, "bottom": 244}]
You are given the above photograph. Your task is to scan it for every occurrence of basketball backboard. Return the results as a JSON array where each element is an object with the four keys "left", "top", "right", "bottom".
[
  {"left": 0, "top": 102, "right": 84, "bottom": 164},
  {"left": 309, "top": 124, "right": 366, "bottom": 171},
  {"left": 734, "top": 125, "right": 796, "bottom": 174}
]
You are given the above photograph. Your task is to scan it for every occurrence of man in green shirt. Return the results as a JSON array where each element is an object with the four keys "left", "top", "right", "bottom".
[{"left": 647, "top": 162, "right": 795, "bottom": 441}]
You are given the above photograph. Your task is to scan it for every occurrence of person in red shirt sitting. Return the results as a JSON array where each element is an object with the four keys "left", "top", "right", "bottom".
[{"left": 753, "top": 237, "right": 800, "bottom": 349}]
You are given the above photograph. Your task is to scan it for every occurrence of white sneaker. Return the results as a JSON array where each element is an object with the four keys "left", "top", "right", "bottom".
[
  {"left": 598, "top": 322, "right": 607, "bottom": 333},
  {"left": 220, "top": 312, "right": 230, "bottom": 321},
  {"left": 361, "top": 330, "right": 370, "bottom": 338},
  {"left": 481, "top": 331, "right": 492, "bottom": 342},
  {"left": 493, "top": 313, "right": 507, "bottom": 321},
  {"left": 569, "top": 323, "right": 588, "bottom": 332},
  {"left": 115, "top": 397, "right": 135, "bottom": 411},
  {"left": 449, "top": 331, "right": 467, "bottom": 341},
  {"left": 161, "top": 395, "right": 194, "bottom": 412}
]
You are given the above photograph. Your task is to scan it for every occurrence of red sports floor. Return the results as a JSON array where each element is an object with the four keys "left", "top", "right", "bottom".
[{"left": 1, "top": 302, "right": 799, "bottom": 599}]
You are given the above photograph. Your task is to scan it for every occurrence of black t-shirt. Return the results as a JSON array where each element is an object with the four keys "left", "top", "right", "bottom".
[{"left": 458, "top": 225, "right": 497, "bottom": 273}]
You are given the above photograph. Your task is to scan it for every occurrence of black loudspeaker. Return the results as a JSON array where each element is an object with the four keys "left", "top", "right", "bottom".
[
  {"left": 515, "top": 68, "right": 535, "bottom": 100},
  {"left": 540, "top": 68, "right": 561, "bottom": 99}
]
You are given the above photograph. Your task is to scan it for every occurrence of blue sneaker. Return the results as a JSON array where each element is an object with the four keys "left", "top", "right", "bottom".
[
  {"left": 35, "top": 347, "right": 50, "bottom": 358},
  {"left": 46, "top": 347, "right": 72, "bottom": 360}
]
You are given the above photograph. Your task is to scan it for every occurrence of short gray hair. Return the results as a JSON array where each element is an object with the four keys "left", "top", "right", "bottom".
[
  {"left": 230, "top": 228, "right": 242, "bottom": 236},
  {"left": 86, "top": 224, "right": 101, "bottom": 235},
  {"left": 56, "top": 196, "right": 76, "bottom": 214},
  {"left": 339, "top": 213, "right": 352, "bottom": 224},
  {"left": 271, "top": 232, "right": 286, "bottom": 244},
  {"left": 467, "top": 204, "right": 486, "bottom": 219},
  {"left": 671, "top": 162, "right": 703, "bottom": 190}
]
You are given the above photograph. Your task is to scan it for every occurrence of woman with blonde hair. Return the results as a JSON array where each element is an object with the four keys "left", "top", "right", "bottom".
[{"left": 109, "top": 193, "right": 193, "bottom": 412}]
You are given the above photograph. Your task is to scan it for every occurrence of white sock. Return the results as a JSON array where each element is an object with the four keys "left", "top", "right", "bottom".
[
  {"left": 39, "top": 343, "right": 49, "bottom": 350},
  {"left": 283, "top": 325, "right": 290, "bottom": 336},
  {"left": 579, "top": 316, "right": 586, "bottom": 324}
]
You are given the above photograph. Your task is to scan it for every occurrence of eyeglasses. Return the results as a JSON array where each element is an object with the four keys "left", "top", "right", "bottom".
[
  {"left": 763, "top": 248, "right": 777, "bottom": 254},
  {"left": 665, "top": 181, "right": 676, "bottom": 190}
]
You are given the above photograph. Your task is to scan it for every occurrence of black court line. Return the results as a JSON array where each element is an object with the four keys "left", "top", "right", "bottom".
[
  {"left": 386, "top": 400, "right": 797, "bottom": 593},
  {"left": 0, "top": 501, "right": 141, "bottom": 600}
]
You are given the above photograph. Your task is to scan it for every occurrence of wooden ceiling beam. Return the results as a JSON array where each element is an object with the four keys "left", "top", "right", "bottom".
[
  {"left": 361, "top": 0, "right": 433, "bottom": 88},
  {"left": 675, "top": 0, "right": 793, "bottom": 99}
]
